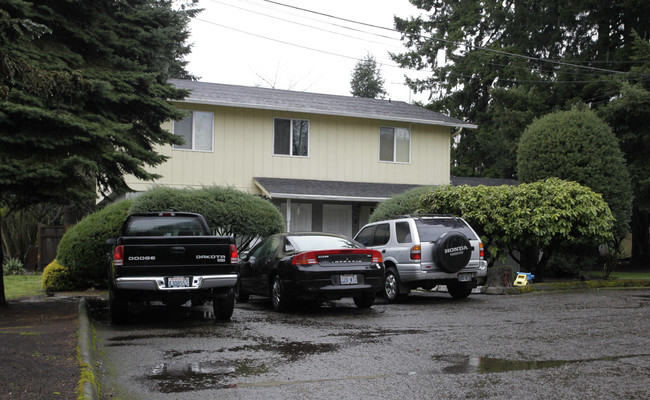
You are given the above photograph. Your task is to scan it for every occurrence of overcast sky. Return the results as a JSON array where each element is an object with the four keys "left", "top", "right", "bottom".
[{"left": 184, "top": 0, "right": 431, "bottom": 103}]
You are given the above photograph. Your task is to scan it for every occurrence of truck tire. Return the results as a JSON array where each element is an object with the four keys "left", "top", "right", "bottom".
[
  {"left": 213, "top": 287, "right": 235, "bottom": 321},
  {"left": 434, "top": 231, "right": 472, "bottom": 273},
  {"left": 109, "top": 288, "right": 128, "bottom": 325}
]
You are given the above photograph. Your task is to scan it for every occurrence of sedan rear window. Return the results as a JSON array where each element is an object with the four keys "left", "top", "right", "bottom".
[
  {"left": 415, "top": 219, "right": 477, "bottom": 242},
  {"left": 289, "top": 235, "right": 360, "bottom": 251}
]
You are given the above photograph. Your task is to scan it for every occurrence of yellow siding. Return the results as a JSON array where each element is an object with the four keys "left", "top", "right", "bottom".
[{"left": 126, "top": 103, "right": 452, "bottom": 194}]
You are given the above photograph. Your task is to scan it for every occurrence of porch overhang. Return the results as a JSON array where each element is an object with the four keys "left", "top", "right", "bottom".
[{"left": 253, "top": 177, "right": 424, "bottom": 203}]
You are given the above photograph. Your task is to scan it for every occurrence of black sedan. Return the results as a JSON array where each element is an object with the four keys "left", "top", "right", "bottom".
[{"left": 236, "top": 232, "right": 384, "bottom": 311}]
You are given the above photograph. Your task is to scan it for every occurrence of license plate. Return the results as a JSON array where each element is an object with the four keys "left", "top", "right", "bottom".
[
  {"left": 458, "top": 273, "right": 472, "bottom": 282},
  {"left": 168, "top": 276, "right": 190, "bottom": 288},
  {"left": 340, "top": 274, "right": 358, "bottom": 285}
]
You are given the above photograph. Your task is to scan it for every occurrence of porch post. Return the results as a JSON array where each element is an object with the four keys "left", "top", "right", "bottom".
[{"left": 286, "top": 198, "right": 292, "bottom": 232}]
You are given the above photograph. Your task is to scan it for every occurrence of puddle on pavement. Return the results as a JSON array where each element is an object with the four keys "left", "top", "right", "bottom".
[
  {"left": 144, "top": 358, "right": 268, "bottom": 393},
  {"left": 433, "top": 354, "right": 648, "bottom": 374},
  {"left": 230, "top": 338, "right": 339, "bottom": 362}
]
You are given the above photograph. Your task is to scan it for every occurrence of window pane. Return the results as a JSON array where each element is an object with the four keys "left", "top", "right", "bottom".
[
  {"left": 379, "top": 127, "right": 394, "bottom": 161},
  {"left": 274, "top": 119, "right": 291, "bottom": 155},
  {"left": 173, "top": 114, "right": 192, "bottom": 149},
  {"left": 194, "top": 111, "right": 213, "bottom": 151},
  {"left": 395, "top": 128, "right": 410, "bottom": 162},
  {"left": 292, "top": 119, "right": 309, "bottom": 156}
]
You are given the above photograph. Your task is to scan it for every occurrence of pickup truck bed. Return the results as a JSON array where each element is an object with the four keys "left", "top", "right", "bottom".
[{"left": 108, "top": 212, "right": 238, "bottom": 323}]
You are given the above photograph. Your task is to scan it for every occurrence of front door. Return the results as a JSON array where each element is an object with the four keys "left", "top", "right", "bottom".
[{"left": 322, "top": 204, "right": 353, "bottom": 238}]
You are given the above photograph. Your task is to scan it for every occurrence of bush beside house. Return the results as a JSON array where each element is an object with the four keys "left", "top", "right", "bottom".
[
  {"left": 56, "top": 200, "right": 132, "bottom": 290},
  {"left": 129, "top": 186, "right": 284, "bottom": 251}
]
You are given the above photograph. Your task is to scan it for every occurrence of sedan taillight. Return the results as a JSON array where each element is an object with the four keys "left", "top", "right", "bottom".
[
  {"left": 113, "top": 245, "right": 124, "bottom": 266},
  {"left": 292, "top": 251, "right": 318, "bottom": 266}
]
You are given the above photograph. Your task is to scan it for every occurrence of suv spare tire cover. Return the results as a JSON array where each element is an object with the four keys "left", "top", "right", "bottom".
[{"left": 434, "top": 231, "right": 472, "bottom": 273}]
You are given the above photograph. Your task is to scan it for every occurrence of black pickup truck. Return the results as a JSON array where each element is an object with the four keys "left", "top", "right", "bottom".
[{"left": 107, "top": 212, "right": 239, "bottom": 323}]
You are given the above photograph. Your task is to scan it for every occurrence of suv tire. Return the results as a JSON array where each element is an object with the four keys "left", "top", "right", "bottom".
[
  {"left": 434, "top": 231, "right": 472, "bottom": 273},
  {"left": 447, "top": 281, "right": 474, "bottom": 299},
  {"left": 384, "top": 268, "right": 407, "bottom": 303}
]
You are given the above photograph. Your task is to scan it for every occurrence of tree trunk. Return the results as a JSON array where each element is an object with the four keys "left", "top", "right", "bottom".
[{"left": 631, "top": 208, "right": 650, "bottom": 267}]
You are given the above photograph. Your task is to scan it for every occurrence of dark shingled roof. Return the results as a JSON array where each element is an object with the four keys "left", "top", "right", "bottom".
[
  {"left": 170, "top": 79, "right": 477, "bottom": 129},
  {"left": 254, "top": 177, "right": 517, "bottom": 202},
  {"left": 254, "top": 177, "right": 422, "bottom": 202}
]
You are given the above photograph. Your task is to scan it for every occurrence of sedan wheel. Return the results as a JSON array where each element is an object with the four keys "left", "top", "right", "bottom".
[
  {"left": 271, "top": 276, "right": 290, "bottom": 312},
  {"left": 353, "top": 292, "right": 375, "bottom": 308}
]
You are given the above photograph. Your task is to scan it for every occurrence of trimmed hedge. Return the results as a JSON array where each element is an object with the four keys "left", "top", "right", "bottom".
[
  {"left": 129, "top": 186, "right": 284, "bottom": 250},
  {"left": 56, "top": 199, "right": 132, "bottom": 288},
  {"left": 370, "top": 186, "right": 436, "bottom": 223}
]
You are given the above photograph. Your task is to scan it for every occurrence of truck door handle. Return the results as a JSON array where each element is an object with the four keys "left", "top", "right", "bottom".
[{"left": 170, "top": 247, "right": 185, "bottom": 254}]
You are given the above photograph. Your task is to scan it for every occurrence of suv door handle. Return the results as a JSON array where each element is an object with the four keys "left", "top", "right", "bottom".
[{"left": 382, "top": 249, "right": 386, "bottom": 253}]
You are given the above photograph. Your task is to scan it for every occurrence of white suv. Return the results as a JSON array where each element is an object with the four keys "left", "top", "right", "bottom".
[{"left": 354, "top": 215, "right": 487, "bottom": 302}]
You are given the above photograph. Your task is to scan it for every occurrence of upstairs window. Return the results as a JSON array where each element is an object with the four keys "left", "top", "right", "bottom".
[
  {"left": 173, "top": 111, "right": 213, "bottom": 151},
  {"left": 274, "top": 118, "right": 309, "bottom": 157},
  {"left": 379, "top": 127, "right": 410, "bottom": 163}
]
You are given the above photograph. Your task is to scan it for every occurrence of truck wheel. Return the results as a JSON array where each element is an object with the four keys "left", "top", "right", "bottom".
[
  {"left": 234, "top": 279, "right": 250, "bottom": 303},
  {"left": 434, "top": 231, "right": 472, "bottom": 273},
  {"left": 353, "top": 292, "right": 375, "bottom": 308},
  {"left": 213, "top": 288, "right": 235, "bottom": 321},
  {"left": 384, "top": 268, "right": 407, "bottom": 303},
  {"left": 447, "top": 281, "right": 474, "bottom": 299},
  {"left": 271, "top": 275, "right": 290, "bottom": 312},
  {"left": 109, "top": 289, "right": 128, "bottom": 325}
]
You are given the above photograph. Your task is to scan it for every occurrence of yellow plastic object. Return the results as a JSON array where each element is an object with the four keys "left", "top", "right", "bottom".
[{"left": 513, "top": 273, "right": 529, "bottom": 287}]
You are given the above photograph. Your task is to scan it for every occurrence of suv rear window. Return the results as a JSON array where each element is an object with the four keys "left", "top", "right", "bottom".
[{"left": 415, "top": 219, "right": 477, "bottom": 242}]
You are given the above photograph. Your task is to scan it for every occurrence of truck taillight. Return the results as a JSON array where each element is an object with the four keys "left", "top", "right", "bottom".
[
  {"left": 410, "top": 244, "right": 421, "bottom": 260},
  {"left": 479, "top": 242, "right": 484, "bottom": 259},
  {"left": 230, "top": 244, "right": 239, "bottom": 264},
  {"left": 113, "top": 245, "right": 124, "bottom": 266}
]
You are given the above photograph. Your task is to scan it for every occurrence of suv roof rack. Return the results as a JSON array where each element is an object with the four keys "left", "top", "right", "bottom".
[{"left": 389, "top": 214, "right": 458, "bottom": 219}]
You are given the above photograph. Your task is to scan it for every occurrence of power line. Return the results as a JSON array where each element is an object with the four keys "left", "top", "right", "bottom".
[{"left": 261, "top": 0, "right": 649, "bottom": 78}]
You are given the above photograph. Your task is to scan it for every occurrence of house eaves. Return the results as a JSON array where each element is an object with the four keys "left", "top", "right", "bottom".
[
  {"left": 170, "top": 79, "right": 477, "bottom": 129},
  {"left": 254, "top": 177, "right": 423, "bottom": 203}
]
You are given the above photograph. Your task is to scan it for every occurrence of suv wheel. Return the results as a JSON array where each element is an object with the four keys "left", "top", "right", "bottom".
[
  {"left": 434, "top": 231, "right": 472, "bottom": 273},
  {"left": 384, "top": 268, "right": 407, "bottom": 303},
  {"left": 447, "top": 281, "right": 474, "bottom": 299}
]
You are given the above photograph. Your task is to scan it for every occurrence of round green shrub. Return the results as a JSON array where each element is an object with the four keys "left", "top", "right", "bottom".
[
  {"left": 370, "top": 186, "right": 436, "bottom": 223},
  {"left": 57, "top": 199, "right": 132, "bottom": 288},
  {"left": 517, "top": 107, "right": 632, "bottom": 239},
  {"left": 129, "top": 186, "right": 284, "bottom": 250},
  {"left": 42, "top": 259, "right": 79, "bottom": 291}
]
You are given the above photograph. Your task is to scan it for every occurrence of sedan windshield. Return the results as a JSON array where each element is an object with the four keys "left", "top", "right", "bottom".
[{"left": 289, "top": 235, "right": 360, "bottom": 252}]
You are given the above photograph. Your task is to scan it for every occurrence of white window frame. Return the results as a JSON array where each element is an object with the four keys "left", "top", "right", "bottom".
[
  {"left": 273, "top": 117, "right": 310, "bottom": 157},
  {"left": 379, "top": 126, "right": 411, "bottom": 163},
  {"left": 172, "top": 110, "right": 214, "bottom": 152}
]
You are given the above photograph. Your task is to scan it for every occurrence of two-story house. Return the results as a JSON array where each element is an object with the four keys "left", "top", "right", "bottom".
[{"left": 123, "top": 79, "right": 476, "bottom": 238}]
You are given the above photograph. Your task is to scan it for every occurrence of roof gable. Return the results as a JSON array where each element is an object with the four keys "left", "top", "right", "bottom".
[{"left": 170, "top": 79, "right": 476, "bottom": 129}]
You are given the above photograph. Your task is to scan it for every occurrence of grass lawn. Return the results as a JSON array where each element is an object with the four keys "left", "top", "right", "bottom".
[
  {"left": 608, "top": 271, "right": 650, "bottom": 280},
  {"left": 3, "top": 274, "right": 44, "bottom": 300}
]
